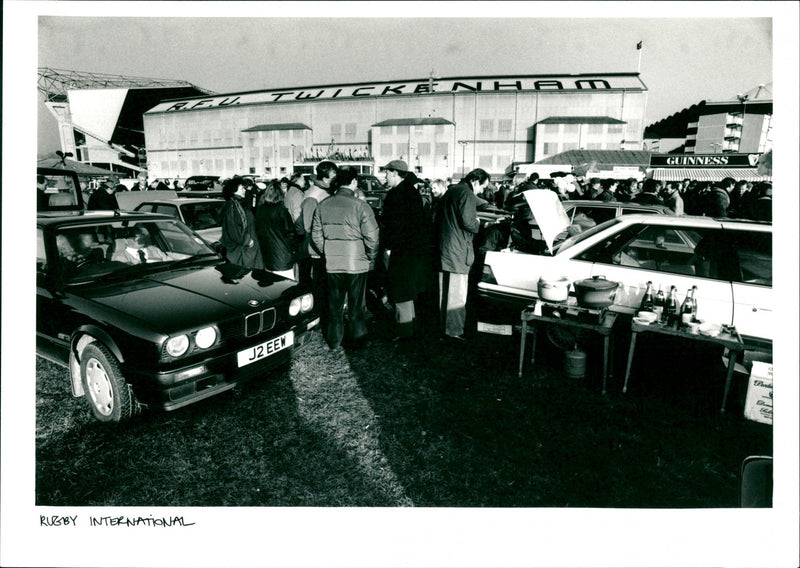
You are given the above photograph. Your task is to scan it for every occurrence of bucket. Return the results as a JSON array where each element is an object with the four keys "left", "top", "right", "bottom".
[{"left": 564, "top": 346, "right": 587, "bottom": 379}]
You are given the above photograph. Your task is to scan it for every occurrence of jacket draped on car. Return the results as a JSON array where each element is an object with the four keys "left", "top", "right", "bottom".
[
  {"left": 311, "top": 187, "right": 379, "bottom": 274},
  {"left": 439, "top": 182, "right": 481, "bottom": 274},
  {"left": 254, "top": 202, "right": 298, "bottom": 272}
]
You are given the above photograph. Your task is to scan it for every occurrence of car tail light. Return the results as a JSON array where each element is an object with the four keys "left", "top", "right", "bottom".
[{"left": 481, "top": 264, "right": 498, "bottom": 285}]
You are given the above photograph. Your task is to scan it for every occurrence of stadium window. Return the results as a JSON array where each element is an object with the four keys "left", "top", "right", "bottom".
[
  {"left": 435, "top": 142, "right": 448, "bottom": 156},
  {"left": 479, "top": 119, "right": 494, "bottom": 136},
  {"left": 397, "top": 143, "right": 409, "bottom": 157},
  {"left": 608, "top": 124, "right": 623, "bottom": 134},
  {"left": 417, "top": 142, "right": 431, "bottom": 156},
  {"left": 331, "top": 124, "right": 342, "bottom": 139},
  {"left": 478, "top": 155, "right": 493, "bottom": 169},
  {"left": 564, "top": 123, "right": 579, "bottom": 135},
  {"left": 345, "top": 122, "right": 357, "bottom": 141},
  {"left": 586, "top": 143, "right": 602, "bottom": 150},
  {"left": 498, "top": 119, "right": 513, "bottom": 139},
  {"left": 380, "top": 143, "right": 393, "bottom": 156},
  {"left": 605, "top": 142, "right": 621, "bottom": 150},
  {"left": 587, "top": 123, "right": 604, "bottom": 135},
  {"left": 414, "top": 124, "right": 425, "bottom": 133},
  {"left": 225, "top": 159, "right": 234, "bottom": 171},
  {"left": 542, "top": 142, "right": 558, "bottom": 155},
  {"left": 562, "top": 142, "right": 578, "bottom": 151},
  {"left": 397, "top": 125, "right": 410, "bottom": 136},
  {"left": 279, "top": 130, "right": 290, "bottom": 139},
  {"left": 544, "top": 123, "right": 560, "bottom": 134},
  {"left": 380, "top": 125, "right": 393, "bottom": 135}
]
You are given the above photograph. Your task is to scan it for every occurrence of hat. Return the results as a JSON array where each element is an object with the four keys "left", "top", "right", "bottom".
[
  {"left": 383, "top": 160, "right": 409, "bottom": 173},
  {"left": 255, "top": 181, "right": 267, "bottom": 190}
]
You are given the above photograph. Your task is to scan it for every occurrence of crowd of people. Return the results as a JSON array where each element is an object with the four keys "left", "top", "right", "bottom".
[
  {"left": 215, "top": 160, "right": 491, "bottom": 350},
  {"left": 66, "top": 162, "right": 772, "bottom": 351}
]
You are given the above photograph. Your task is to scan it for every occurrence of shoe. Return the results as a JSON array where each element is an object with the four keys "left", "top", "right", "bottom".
[{"left": 443, "top": 334, "right": 467, "bottom": 342}]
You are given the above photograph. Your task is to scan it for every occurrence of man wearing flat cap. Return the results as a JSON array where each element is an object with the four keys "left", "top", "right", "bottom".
[{"left": 380, "top": 159, "right": 428, "bottom": 340}]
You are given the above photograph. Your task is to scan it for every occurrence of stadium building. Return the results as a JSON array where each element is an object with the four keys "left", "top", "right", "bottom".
[{"left": 141, "top": 73, "right": 648, "bottom": 181}]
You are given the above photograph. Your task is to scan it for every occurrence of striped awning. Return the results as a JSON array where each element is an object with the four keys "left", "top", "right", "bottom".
[{"left": 651, "top": 168, "right": 771, "bottom": 182}]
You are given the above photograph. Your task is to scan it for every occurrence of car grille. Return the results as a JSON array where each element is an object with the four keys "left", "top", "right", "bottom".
[{"left": 244, "top": 307, "right": 276, "bottom": 337}]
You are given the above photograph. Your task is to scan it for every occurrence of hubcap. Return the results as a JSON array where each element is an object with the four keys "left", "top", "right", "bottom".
[{"left": 85, "top": 357, "right": 114, "bottom": 416}]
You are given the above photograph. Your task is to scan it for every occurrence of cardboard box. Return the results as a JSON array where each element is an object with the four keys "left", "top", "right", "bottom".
[{"left": 743, "top": 361, "right": 773, "bottom": 425}]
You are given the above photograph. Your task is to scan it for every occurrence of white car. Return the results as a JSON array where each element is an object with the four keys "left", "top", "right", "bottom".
[
  {"left": 476, "top": 209, "right": 772, "bottom": 344},
  {"left": 134, "top": 198, "right": 224, "bottom": 245}
]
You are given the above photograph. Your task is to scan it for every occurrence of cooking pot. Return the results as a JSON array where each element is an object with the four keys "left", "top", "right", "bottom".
[
  {"left": 573, "top": 275, "right": 619, "bottom": 308},
  {"left": 537, "top": 276, "right": 570, "bottom": 302}
]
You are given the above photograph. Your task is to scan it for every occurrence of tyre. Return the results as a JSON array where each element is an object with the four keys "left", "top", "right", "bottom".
[{"left": 80, "top": 342, "right": 136, "bottom": 423}]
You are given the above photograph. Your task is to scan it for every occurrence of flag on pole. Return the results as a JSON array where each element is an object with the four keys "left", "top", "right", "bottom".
[{"left": 636, "top": 40, "right": 643, "bottom": 50}]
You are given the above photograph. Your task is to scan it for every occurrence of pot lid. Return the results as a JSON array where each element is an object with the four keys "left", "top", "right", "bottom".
[{"left": 575, "top": 275, "right": 618, "bottom": 290}]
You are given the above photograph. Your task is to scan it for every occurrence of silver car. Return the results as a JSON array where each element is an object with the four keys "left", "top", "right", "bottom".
[{"left": 135, "top": 198, "right": 224, "bottom": 245}]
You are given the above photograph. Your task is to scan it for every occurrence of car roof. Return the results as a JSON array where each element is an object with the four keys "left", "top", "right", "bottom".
[
  {"left": 37, "top": 209, "right": 172, "bottom": 227},
  {"left": 610, "top": 213, "right": 771, "bottom": 230},
  {"left": 135, "top": 198, "right": 223, "bottom": 206},
  {"left": 562, "top": 199, "right": 673, "bottom": 213}
]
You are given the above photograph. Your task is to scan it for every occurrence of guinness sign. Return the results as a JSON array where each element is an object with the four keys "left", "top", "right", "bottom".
[{"left": 650, "top": 153, "right": 761, "bottom": 168}]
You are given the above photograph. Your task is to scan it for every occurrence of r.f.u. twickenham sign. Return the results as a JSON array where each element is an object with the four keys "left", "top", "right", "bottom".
[{"left": 147, "top": 74, "right": 645, "bottom": 113}]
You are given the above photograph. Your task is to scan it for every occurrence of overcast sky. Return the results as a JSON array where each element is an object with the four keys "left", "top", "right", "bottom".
[{"left": 35, "top": 6, "right": 776, "bottom": 156}]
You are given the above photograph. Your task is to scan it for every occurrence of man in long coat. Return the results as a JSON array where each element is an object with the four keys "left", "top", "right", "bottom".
[
  {"left": 438, "top": 168, "right": 489, "bottom": 340},
  {"left": 380, "top": 160, "right": 427, "bottom": 340}
]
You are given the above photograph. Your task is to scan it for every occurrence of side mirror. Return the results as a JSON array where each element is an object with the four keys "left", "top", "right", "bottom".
[{"left": 740, "top": 455, "right": 773, "bottom": 507}]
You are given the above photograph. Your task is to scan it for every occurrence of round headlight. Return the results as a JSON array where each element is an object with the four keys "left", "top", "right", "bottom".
[
  {"left": 301, "top": 293, "right": 314, "bottom": 312},
  {"left": 195, "top": 327, "right": 217, "bottom": 349},
  {"left": 165, "top": 335, "right": 190, "bottom": 357},
  {"left": 289, "top": 298, "right": 301, "bottom": 317}
]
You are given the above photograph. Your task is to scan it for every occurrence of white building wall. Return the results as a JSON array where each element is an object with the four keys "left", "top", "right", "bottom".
[{"left": 143, "top": 85, "right": 646, "bottom": 179}]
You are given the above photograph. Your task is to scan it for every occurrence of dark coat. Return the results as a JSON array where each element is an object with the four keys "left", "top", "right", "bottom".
[
  {"left": 87, "top": 189, "right": 119, "bottom": 210},
  {"left": 381, "top": 175, "right": 427, "bottom": 302},
  {"left": 633, "top": 192, "right": 663, "bottom": 206},
  {"left": 439, "top": 182, "right": 481, "bottom": 274},
  {"left": 221, "top": 197, "right": 263, "bottom": 269},
  {"left": 703, "top": 187, "right": 731, "bottom": 217},
  {"left": 254, "top": 202, "right": 298, "bottom": 272}
]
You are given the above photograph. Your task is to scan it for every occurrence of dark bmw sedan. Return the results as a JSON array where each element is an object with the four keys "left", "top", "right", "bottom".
[{"left": 37, "top": 210, "right": 319, "bottom": 423}]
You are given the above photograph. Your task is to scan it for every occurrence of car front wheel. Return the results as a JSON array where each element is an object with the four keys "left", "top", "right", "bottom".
[{"left": 80, "top": 343, "right": 136, "bottom": 423}]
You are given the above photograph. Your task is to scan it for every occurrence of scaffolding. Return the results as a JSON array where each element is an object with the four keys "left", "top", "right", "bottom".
[{"left": 37, "top": 67, "right": 215, "bottom": 102}]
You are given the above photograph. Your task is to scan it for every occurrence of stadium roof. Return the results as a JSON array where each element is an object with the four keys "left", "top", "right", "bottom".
[
  {"left": 535, "top": 149, "right": 653, "bottom": 166},
  {"left": 537, "top": 116, "right": 626, "bottom": 125},
  {"left": 372, "top": 117, "right": 455, "bottom": 127},
  {"left": 38, "top": 67, "right": 214, "bottom": 102},
  {"left": 241, "top": 123, "right": 312, "bottom": 132}
]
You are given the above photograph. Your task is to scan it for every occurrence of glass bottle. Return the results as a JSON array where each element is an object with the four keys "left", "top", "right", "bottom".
[
  {"left": 680, "top": 287, "right": 695, "bottom": 327},
  {"left": 691, "top": 285, "right": 698, "bottom": 320},
  {"left": 665, "top": 286, "right": 680, "bottom": 327},
  {"left": 639, "top": 281, "right": 654, "bottom": 312},
  {"left": 654, "top": 284, "right": 665, "bottom": 321}
]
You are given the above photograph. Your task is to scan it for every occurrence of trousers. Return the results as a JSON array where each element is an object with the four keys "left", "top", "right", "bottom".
[
  {"left": 326, "top": 272, "right": 369, "bottom": 348},
  {"left": 439, "top": 271, "right": 468, "bottom": 337}
]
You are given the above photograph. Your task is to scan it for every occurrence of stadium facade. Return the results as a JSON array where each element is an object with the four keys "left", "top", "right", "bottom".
[{"left": 141, "top": 73, "right": 648, "bottom": 180}]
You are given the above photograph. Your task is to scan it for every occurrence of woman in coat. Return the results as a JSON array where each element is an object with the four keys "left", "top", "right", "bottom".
[
  {"left": 220, "top": 177, "right": 263, "bottom": 269},
  {"left": 254, "top": 180, "right": 298, "bottom": 279}
]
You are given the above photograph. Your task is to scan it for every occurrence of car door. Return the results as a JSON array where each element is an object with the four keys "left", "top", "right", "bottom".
[
  {"left": 725, "top": 227, "right": 772, "bottom": 341},
  {"left": 574, "top": 220, "right": 735, "bottom": 325},
  {"left": 36, "top": 227, "right": 71, "bottom": 363}
]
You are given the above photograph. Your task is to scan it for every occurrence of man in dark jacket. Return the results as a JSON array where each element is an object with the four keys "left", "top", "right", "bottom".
[
  {"left": 703, "top": 177, "right": 734, "bottom": 217},
  {"left": 633, "top": 178, "right": 664, "bottom": 205},
  {"left": 380, "top": 159, "right": 427, "bottom": 340},
  {"left": 311, "top": 167, "right": 379, "bottom": 349},
  {"left": 87, "top": 180, "right": 119, "bottom": 210},
  {"left": 438, "top": 168, "right": 488, "bottom": 340}
]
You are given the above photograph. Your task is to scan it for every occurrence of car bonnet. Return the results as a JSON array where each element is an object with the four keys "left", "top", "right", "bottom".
[
  {"left": 78, "top": 266, "right": 302, "bottom": 334},
  {"left": 522, "top": 190, "right": 571, "bottom": 253}
]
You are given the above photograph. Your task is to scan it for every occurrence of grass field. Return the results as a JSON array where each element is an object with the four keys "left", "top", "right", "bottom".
[{"left": 35, "top": 306, "right": 771, "bottom": 507}]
